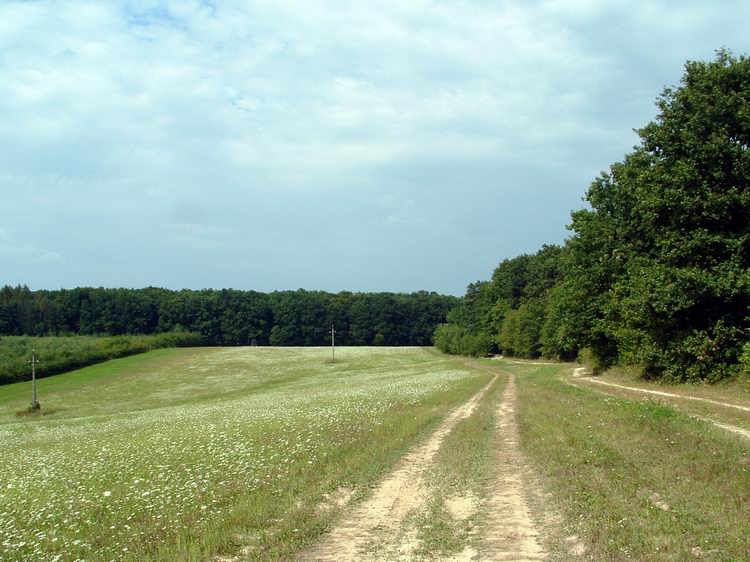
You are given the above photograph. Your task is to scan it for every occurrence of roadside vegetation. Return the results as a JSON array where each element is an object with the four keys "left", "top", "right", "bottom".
[
  {"left": 0, "top": 333, "right": 202, "bottom": 385},
  {"left": 515, "top": 361, "right": 750, "bottom": 560},
  {"left": 0, "top": 347, "right": 488, "bottom": 561},
  {"left": 571, "top": 364, "right": 750, "bottom": 435},
  {"left": 436, "top": 50, "right": 750, "bottom": 384}
]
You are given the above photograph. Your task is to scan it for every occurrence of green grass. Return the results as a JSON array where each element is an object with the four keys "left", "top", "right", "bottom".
[
  {"left": 590, "top": 366, "right": 750, "bottom": 433},
  {"left": 7, "top": 349, "right": 748, "bottom": 561},
  {"left": 514, "top": 362, "right": 750, "bottom": 561},
  {"left": 0, "top": 346, "right": 488, "bottom": 561},
  {"left": 0, "top": 333, "right": 203, "bottom": 386},
  {"left": 0, "top": 348, "right": 184, "bottom": 420}
]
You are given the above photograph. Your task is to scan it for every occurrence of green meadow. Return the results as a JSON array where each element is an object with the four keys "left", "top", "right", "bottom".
[
  {"left": 0, "top": 347, "right": 488, "bottom": 561},
  {"left": 513, "top": 362, "right": 750, "bottom": 560},
  {"left": 3, "top": 350, "right": 750, "bottom": 561},
  {"left": 0, "top": 334, "right": 203, "bottom": 386}
]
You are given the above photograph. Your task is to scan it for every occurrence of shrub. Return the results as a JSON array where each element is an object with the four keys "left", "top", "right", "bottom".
[
  {"left": 433, "top": 324, "right": 493, "bottom": 357},
  {"left": 0, "top": 333, "right": 204, "bottom": 385},
  {"left": 741, "top": 343, "right": 750, "bottom": 381}
]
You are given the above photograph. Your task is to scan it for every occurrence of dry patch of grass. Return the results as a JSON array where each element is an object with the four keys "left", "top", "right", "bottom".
[{"left": 15, "top": 406, "right": 59, "bottom": 417}]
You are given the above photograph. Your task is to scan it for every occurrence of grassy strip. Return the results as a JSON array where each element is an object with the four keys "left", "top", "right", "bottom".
[
  {"left": 0, "top": 348, "right": 192, "bottom": 420},
  {"left": 415, "top": 364, "right": 508, "bottom": 557},
  {"left": 601, "top": 366, "right": 750, "bottom": 402},
  {"left": 0, "top": 347, "right": 491, "bottom": 561},
  {"left": 0, "top": 333, "right": 204, "bottom": 385},
  {"left": 516, "top": 363, "right": 750, "bottom": 561},
  {"left": 582, "top": 367, "right": 750, "bottom": 433},
  {"left": 572, "top": 377, "right": 750, "bottom": 436}
]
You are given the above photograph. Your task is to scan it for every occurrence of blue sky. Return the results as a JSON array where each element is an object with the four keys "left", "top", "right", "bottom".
[{"left": 2, "top": 1, "right": 749, "bottom": 295}]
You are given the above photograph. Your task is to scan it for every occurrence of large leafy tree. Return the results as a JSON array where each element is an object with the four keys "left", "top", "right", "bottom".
[
  {"left": 438, "top": 50, "right": 749, "bottom": 379},
  {"left": 569, "top": 49, "right": 750, "bottom": 380}
]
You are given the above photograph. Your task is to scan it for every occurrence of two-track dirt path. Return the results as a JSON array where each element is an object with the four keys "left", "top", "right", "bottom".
[
  {"left": 303, "top": 365, "right": 551, "bottom": 561},
  {"left": 443, "top": 371, "right": 548, "bottom": 562},
  {"left": 300, "top": 375, "right": 498, "bottom": 561},
  {"left": 479, "top": 373, "right": 546, "bottom": 561}
]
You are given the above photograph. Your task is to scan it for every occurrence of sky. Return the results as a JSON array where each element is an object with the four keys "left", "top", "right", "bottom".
[{"left": 2, "top": 1, "right": 749, "bottom": 296}]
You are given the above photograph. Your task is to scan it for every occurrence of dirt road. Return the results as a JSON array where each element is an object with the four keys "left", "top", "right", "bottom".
[
  {"left": 479, "top": 374, "right": 546, "bottom": 561},
  {"left": 303, "top": 367, "right": 553, "bottom": 561},
  {"left": 301, "top": 376, "right": 498, "bottom": 561}
]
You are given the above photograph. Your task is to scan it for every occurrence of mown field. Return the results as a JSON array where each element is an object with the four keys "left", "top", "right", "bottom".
[
  {"left": 3, "top": 349, "right": 749, "bottom": 561},
  {"left": 0, "top": 347, "right": 489, "bottom": 561}
]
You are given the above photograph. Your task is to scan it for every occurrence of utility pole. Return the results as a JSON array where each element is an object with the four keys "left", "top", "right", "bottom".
[
  {"left": 331, "top": 325, "right": 336, "bottom": 361},
  {"left": 29, "top": 349, "right": 40, "bottom": 410}
]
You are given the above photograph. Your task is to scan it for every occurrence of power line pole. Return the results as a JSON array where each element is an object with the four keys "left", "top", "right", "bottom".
[
  {"left": 29, "top": 349, "right": 40, "bottom": 410},
  {"left": 331, "top": 325, "right": 336, "bottom": 361}
]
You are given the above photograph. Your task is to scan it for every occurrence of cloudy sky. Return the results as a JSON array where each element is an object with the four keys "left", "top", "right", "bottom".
[{"left": 2, "top": 1, "right": 749, "bottom": 295}]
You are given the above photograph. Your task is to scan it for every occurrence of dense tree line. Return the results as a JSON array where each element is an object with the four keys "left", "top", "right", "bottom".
[
  {"left": 436, "top": 51, "right": 750, "bottom": 382},
  {"left": 0, "top": 285, "right": 458, "bottom": 347}
]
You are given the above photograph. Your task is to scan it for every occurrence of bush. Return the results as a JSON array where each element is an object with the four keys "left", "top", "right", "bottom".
[
  {"left": 576, "top": 347, "right": 612, "bottom": 375},
  {"left": 740, "top": 343, "right": 750, "bottom": 380},
  {"left": 433, "top": 324, "right": 493, "bottom": 357},
  {"left": 637, "top": 322, "right": 746, "bottom": 383},
  {"left": 0, "top": 333, "right": 204, "bottom": 386},
  {"left": 577, "top": 347, "right": 595, "bottom": 371}
]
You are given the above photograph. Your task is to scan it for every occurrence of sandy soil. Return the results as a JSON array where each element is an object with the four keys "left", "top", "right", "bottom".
[
  {"left": 477, "top": 374, "right": 546, "bottom": 561},
  {"left": 300, "top": 375, "right": 498, "bottom": 561}
]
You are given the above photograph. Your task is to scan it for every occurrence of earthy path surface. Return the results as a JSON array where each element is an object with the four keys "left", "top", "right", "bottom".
[
  {"left": 569, "top": 368, "right": 750, "bottom": 441},
  {"left": 577, "top": 373, "right": 750, "bottom": 412},
  {"left": 478, "top": 373, "right": 546, "bottom": 561},
  {"left": 694, "top": 416, "right": 750, "bottom": 440},
  {"left": 300, "top": 375, "right": 498, "bottom": 561}
]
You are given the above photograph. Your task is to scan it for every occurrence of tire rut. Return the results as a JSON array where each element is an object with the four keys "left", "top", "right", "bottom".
[
  {"left": 478, "top": 373, "right": 546, "bottom": 561},
  {"left": 300, "top": 375, "right": 498, "bottom": 562}
]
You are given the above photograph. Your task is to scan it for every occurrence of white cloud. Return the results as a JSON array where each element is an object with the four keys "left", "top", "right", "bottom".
[{"left": 1, "top": 0, "right": 749, "bottom": 293}]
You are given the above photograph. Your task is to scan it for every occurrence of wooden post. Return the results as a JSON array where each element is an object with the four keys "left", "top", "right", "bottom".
[{"left": 29, "top": 349, "right": 40, "bottom": 410}]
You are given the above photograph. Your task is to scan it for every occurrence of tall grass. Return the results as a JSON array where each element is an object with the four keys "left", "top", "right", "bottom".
[{"left": 0, "top": 333, "right": 203, "bottom": 385}]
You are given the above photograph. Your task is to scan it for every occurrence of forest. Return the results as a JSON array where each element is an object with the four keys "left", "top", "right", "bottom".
[
  {"left": 3, "top": 52, "right": 748, "bottom": 385},
  {"left": 0, "top": 285, "right": 457, "bottom": 348},
  {"left": 435, "top": 51, "right": 750, "bottom": 383}
]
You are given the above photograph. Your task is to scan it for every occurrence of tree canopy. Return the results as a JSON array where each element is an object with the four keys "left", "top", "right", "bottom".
[
  {"left": 0, "top": 285, "right": 458, "bottom": 348},
  {"left": 437, "top": 50, "right": 750, "bottom": 382}
]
